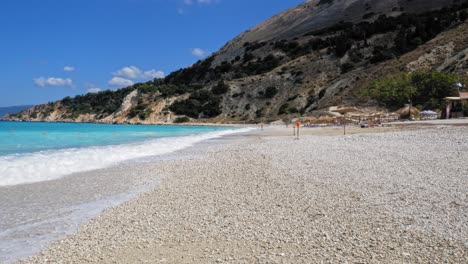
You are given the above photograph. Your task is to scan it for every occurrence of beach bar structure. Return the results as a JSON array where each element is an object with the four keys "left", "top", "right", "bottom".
[{"left": 445, "top": 92, "right": 468, "bottom": 119}]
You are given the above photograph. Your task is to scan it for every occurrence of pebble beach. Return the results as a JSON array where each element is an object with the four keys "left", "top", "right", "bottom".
[{"left": 19, "top": 125, "right": 468, "bottom": 263}]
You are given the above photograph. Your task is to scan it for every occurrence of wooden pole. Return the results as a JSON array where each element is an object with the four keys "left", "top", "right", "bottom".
[{"left": 343, "top": 114, "right": 346, "bottom": 135}]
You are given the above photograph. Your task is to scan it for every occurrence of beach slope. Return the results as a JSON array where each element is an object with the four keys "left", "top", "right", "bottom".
[{"left": 21, "top": 127, "right": 468, "bottom": 263}]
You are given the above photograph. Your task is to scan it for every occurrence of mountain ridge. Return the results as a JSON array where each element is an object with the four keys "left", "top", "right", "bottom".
[
  {"left": 212, "top": 0, "right": 459, "bottom": 65},
  {"left": 4, "top": 0, "right": 468, "bottom": 124},
  {"left": 0, "top": 105, "right": 34, "bottom": 119}
]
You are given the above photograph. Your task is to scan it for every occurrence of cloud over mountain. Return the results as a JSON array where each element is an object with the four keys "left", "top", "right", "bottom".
[
  {"left": 112, "top": 66, "right": 164, "bottom": 80},
  {"left": 108, "top": 77, "right": 134, "bottom": 87},
  {"left": 33, "top": 77, "right": 73, "bottom": 88},
  {"left": 191, "top": 48, "right": 206, "bottom": 57}
]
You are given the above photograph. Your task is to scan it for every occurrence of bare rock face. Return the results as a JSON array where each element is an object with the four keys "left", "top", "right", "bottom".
[
  {"left": 117, "top": 89, "right": 139, "bottom": 116},
  {"left": 437, "top": 47, "right": 468, "bottom": 75},
  {"left": 101, "top": 90, "right": 139, "bottom": 123},
  {"left": 407, "top": 42, "right": 456, "bottom": 72}
]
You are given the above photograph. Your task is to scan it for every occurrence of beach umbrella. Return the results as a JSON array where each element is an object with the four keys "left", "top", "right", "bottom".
[
  {"left": 396, "top": 105, "right": 420, "bottom": 117},
  {"left": 331, "top": 106, "right": 359, "bottom": 135},
  {"left": 318, "top": 116, "right": 335, "bottom": 123},
  {"left": 300, "top": 117, "right": 318, "bottom": 123}
]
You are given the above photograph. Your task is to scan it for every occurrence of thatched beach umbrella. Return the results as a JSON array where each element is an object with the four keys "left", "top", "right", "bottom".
[
  {"left": 331, "top": 106, "right": 359, "bottom": 135},
  {"left": 396, "top": 105, "right": 420, "bottom": 118},
  {"left": 318, "top": 116, "right": 336, "bottom": 124},
  {"left": 300, "top": 117, "right": 318, "bottom": 124}
]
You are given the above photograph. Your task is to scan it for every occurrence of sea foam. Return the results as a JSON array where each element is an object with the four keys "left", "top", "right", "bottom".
[{"left": 0, "top": 128, "right": 251, "bottom": 186}]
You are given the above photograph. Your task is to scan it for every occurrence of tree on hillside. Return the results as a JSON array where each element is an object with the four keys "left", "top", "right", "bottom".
[
  {"left": 212, "top": 80, "right": 229, "bottom": 95},
  {"left": 410, "top": 72, "right": 461, "bottom": 110},
  {"left": 365, "top": 72, "right": 465, "bottom": 110},
  {"left": 366, "top": 73, "right": 416, "bottom": 108}
]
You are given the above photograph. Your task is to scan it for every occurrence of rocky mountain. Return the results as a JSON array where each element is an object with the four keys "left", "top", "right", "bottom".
[
  {"left": 4, "top": 0, "right": 468, "bottom": 124},
  {"left": 214, "top": 0, "right": 459, "bottom": 64}
]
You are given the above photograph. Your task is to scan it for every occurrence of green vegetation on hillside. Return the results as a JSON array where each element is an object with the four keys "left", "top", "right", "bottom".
[
  {"left": 365, "top": 72, "right": 465, "bottom": 110},
  {"left": 212, "top": 80, "right": 229, "bottom": 95},
  {"left": 164, "top": 52, "right": 283, "bottom": 86},
  {"left": 174, "top": 116, "right": 190, "bottom": 123},
  {"left": 299, "top": 3, "right": 467, "bottom": 61},
  {"left": 169, "top": 90, "right": 222, "bottom": 118},
  {"left": 127, "top": 100, "right": 154, "bottom": 120},
  {"left": 61, "top": 87, "right": 135, "bottom": 118}
]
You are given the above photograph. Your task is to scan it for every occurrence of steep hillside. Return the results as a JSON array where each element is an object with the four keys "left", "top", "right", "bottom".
[
  {"left": 4, "top": 0, "right": 468, "bottom": 124},
  {"left": 214, "top": 0, "right": 459, "bottom": 64}
]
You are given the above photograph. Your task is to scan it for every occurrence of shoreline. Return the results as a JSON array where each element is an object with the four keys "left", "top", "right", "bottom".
[
  {"left": 0, "top": 127, "right": 254, "bottom": 262},
  {"left": 0, "top": 119, "right": 246, "bottom": 128},
  {"left": 16, "top": 123, "right": 468, "bottom": 263},
  {"left": 0, "top": 124, "right": 250, "bottom": 187}
]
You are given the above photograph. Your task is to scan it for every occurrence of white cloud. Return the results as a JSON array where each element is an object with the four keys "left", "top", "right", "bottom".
[
  {"left": 184, "top": 0, "right": 217, "bottom": 5},
  {"left": 64, "top": 66, "right": 75, "bottom": 72},
  {"left": 113, "top": 66, "right": 141, "bottom": 79},
  {"left": 86, "top": 87, "right": 102, "bottom": 93},
  {"left": 142, "top": 69, "right": 165, "bottom": 79},
  {"left": 180, "top": 0, "right": 218, "bottom": 13},
  {"left": 34, "top": 77, "right": 73, "bottom": 88},
  {"left": 113, "top": 66, "right": 165, "bottom": 80},
  {"left": 84, "top": 83, "right": 101, "bottom": 93},
  {"left": 191, "top": 48, "right": 206, "bottom": 57},
  {"left": 108, "top": 77, "right": 134, "bottom": 87}
]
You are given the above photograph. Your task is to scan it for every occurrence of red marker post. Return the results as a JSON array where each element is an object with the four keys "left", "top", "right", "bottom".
[{"left": 295, "top": 121, "right": 301, "bottom": 140}]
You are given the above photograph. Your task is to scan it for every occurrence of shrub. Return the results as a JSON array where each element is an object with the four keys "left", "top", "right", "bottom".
[
  {"left": 460, "top": 10, "right": 468, "bottom": 21},
  {"left": 278, "top": 103, "right": 289, "bottom": 115},
  {"left": 212, "top": 80, "right": 229, "bottom": 95},
  {"left": 256, "top": 108, "right": 264, "bottom": 118},
  {"left": 264, "top": 86, "right": 278, "bottom": 98},
  {"left": 243, "top": 53, "right": 255, "bottom": 62},
  {"left": 334, "top": 34, "right": 352, "bottom": 57},
  {"left": 340, "top": 63, "right": 354, "bottom": 74},
  {"left": 137, "top": 83, "right": 158, "bottom": 94},
  {"left": 288, "top": 107, "right": 299, "bottom": 113},
  {"left": 232, "top": 91, "right": 245, "bottom": 98},
  {"left": 174, "top": 116, "right": 190, "bottom": 123},
  {"left": 288, "top": 95, "right": 299, "bottom": 101}
]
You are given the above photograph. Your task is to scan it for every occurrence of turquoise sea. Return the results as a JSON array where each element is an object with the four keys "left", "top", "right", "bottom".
[
  {"left": 0, "top": 121, "right": 246, "bottom": 186},
  {"left": 0, "top": 121, "right": 233, "bottom": 155}
]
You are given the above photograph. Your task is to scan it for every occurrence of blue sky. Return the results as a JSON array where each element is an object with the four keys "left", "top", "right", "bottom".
[{"left": 0, "top": 0, "right": 304, "bottom": 107}]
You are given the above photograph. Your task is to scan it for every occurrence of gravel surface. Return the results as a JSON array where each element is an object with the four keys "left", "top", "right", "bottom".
[{"left": 20, "top": 127, "right": 468, "bottom": 263}]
